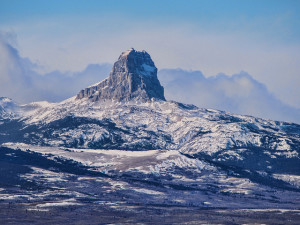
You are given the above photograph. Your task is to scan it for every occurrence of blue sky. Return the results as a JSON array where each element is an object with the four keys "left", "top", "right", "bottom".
[
  {"left": 0, "top": 0, "right": 300, "bottom": 122},
  {"left": 1, "top": 0, "right": 299, "bottom": 38}
]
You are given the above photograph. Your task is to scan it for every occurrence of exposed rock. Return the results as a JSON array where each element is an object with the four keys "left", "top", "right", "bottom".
[{"left": 76, "top": 48, "right": 165, "bottom": 102}]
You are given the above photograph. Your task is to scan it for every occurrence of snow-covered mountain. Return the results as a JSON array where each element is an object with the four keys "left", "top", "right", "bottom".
[{"left": 1, "top": 49, "right": 300, "bottom": 223}]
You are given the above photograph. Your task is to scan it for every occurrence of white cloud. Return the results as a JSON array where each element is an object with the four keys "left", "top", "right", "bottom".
[
  {"left": 0, "top": 35, "right": 111, "bottom": 103},
  {"left": 158, "top": 69, "right": 300, "bottom": 123}
]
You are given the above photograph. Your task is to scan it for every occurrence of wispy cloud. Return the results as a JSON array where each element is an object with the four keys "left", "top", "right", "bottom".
[
  {"left": 159, "top": 69, "right": 300, "bottom": 123},
  {"left": 0, "top": 35, "right": 111, "bottom": 103}
]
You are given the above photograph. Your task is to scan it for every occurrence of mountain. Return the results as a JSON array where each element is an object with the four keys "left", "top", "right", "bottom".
[
  {"left": 1, "top": 49, "right": 300, "bottom": 224},
  {"left": 76, "top": 48, "right": 165, "bottom": 102}
]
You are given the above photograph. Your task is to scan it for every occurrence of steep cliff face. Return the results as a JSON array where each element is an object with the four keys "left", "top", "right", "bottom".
[{"left": 76, "top": 48, "right": 165, "bottom": 102}]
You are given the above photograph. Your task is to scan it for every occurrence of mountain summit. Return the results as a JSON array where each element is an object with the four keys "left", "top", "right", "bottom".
[{"left": 76, "top": 48, "right": 165, "bottom": 102}]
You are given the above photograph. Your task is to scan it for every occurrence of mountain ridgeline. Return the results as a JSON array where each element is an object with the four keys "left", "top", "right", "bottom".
[{"left": 76, "top": 48, "right": 165, "bottom": 102}]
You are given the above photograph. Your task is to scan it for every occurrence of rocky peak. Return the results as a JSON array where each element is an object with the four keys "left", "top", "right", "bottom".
[{"left": 76, "top": 48, "right": 165, "bottom": 102}]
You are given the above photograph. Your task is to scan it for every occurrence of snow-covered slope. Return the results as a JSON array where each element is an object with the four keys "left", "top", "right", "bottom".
[{"left": 1, "top": 95, "right": 299, "bottom": 175}]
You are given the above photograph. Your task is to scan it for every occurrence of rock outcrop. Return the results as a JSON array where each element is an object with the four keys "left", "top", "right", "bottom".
[{"left": 76, "top": 48, "right": 165, "bottom": 102}]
